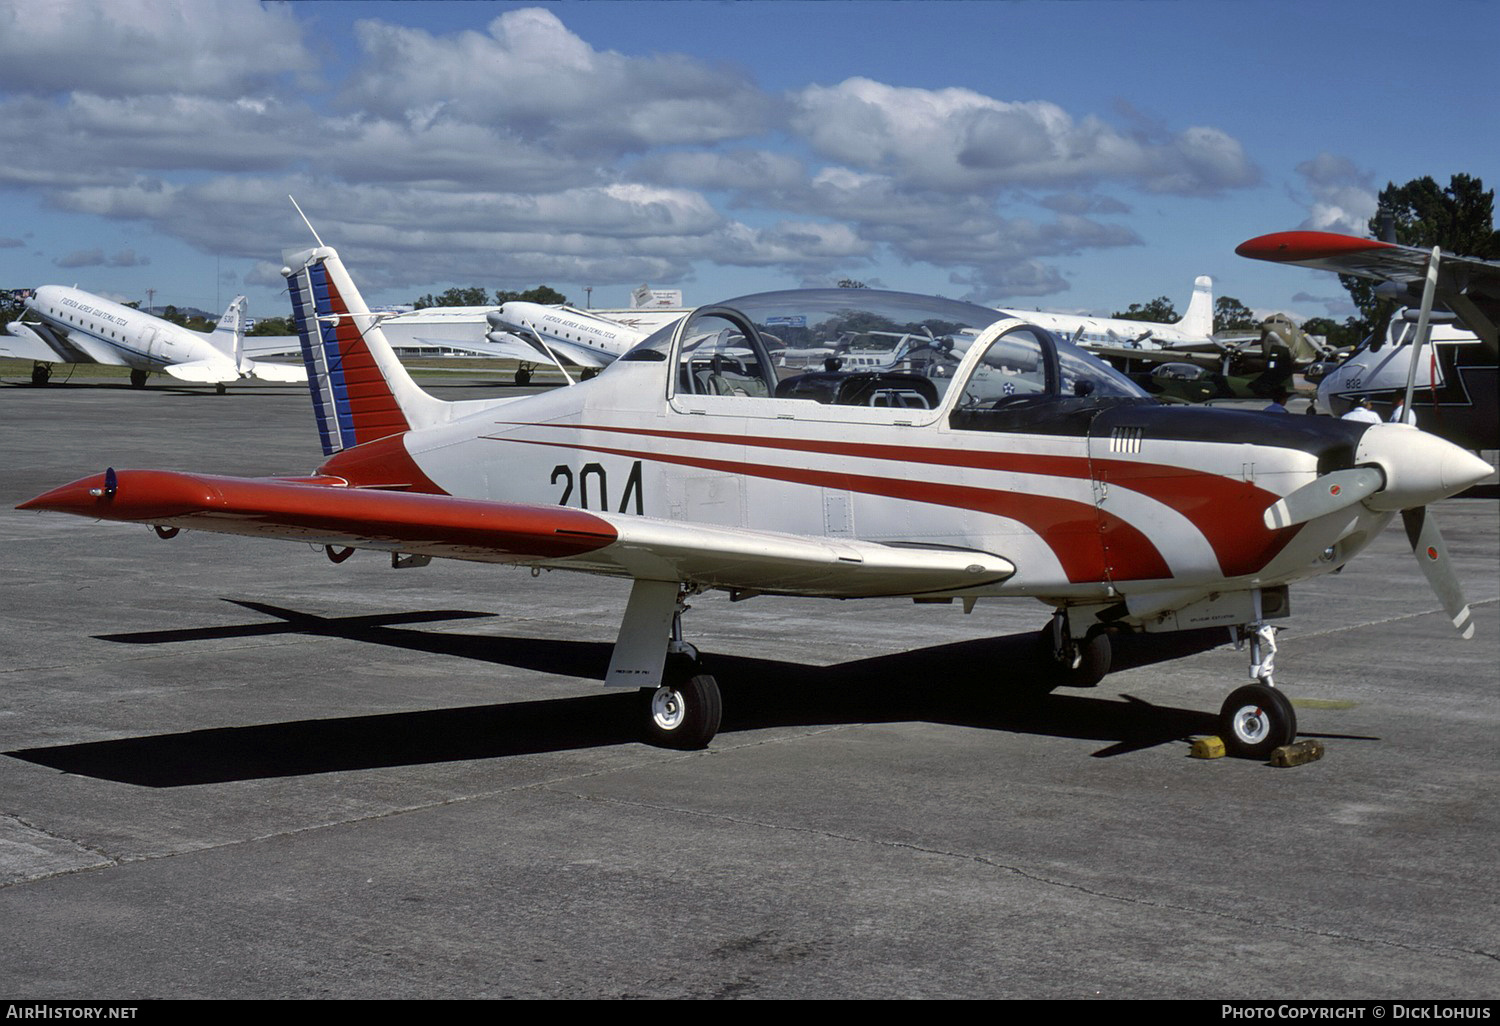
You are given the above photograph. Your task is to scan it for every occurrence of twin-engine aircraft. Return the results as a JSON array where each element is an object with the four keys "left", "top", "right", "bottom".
[
  {"left": 19, "top": 243, "right": 1492, "bottom": 759},
  {"left": 2, "top": 286, "right": 306, "bottom": 391}
]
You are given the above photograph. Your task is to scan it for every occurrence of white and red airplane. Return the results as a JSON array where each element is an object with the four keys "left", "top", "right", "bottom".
[{"left": 19, "top": 243, "right": 1492, "bottom": 758}]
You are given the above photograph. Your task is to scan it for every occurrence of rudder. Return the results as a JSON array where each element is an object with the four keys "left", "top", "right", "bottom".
[
  {"left": 284, "top": 246, "right": 446, "bottom": 456},
  {"left": 1178, "top": 275, "right": 1214, "bottom": 338}
]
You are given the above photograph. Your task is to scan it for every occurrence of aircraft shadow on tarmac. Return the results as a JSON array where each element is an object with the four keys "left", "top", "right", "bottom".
[{"left": 8, "top": 601, "right": 1250, "bottom": 786}]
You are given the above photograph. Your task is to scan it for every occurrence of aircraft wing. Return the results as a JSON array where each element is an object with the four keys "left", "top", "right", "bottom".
[
  {"left": 410, "top": 334, "right": 570, "bottom": 363},
  {"left": 1, "top": 324, "right": 67, "bottom": 362},
  {"left": 18, "top": 469, "right": 1014, "bottom": 599},
  {"left": 240, "top": 335, "right": 303, "bottom": 360},
  {"left": 1086, "top": 343, "right": 1218, "bottom": 367},
  {"left": 1236, "top": 231, "right": 1500, "bottom": 352}
]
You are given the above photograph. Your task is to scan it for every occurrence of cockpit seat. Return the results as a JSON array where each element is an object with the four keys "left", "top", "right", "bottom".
[{"left": 775, "top": 371, "right": 938, "bottom": 409}]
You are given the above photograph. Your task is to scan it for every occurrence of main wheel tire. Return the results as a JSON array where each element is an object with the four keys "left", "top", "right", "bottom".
[
  {"left": 129, "top": 369, "right": 148, "bottom": 389},
  {"left": 1066, "top": 630, "right": 1111, "bottom": 687},
  {"left": 641, "top": 673, "right": 722, "bottom": 750},
  {"left": 514, "top": 368, "right": 532, "bottom": 385},
  {"left": 1219, "top": 683, "right": 1297, "bottom": 759},
  {"left": 1035, "top": 623, "right": 1111, "bottom": 688},
  {"left": 31, "top": 364, "right": 51, "bottom": 385}
]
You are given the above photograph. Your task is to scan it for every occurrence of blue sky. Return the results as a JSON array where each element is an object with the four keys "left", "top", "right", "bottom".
[{"left": 0, "top": 0, "right": 1492, "bottom": 323}]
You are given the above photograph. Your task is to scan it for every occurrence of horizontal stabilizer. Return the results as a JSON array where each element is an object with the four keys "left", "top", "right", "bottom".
[
  {"left": 163, "top": 360, "right": 238, "bottom": 384},
  {"left": 248, "top": 360, "right": 308, "bottom": 383}
]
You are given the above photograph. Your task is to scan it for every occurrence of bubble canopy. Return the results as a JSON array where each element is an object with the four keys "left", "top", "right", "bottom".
[{"left": 619, "top": 287, "right": 1148, "bottom": 405}]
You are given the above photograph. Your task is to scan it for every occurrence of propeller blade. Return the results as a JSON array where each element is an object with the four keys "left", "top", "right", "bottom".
[
  {"left": 1401, "top": 507, "right": 1475, "bottom": 639},
  {"left": 1263, "top": 467, "right": 1385, "bottom": 530}
]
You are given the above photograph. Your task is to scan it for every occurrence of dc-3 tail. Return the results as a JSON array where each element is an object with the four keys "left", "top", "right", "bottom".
[
  {"left": 283, "top": 245, "right": 451, "bottom": 457},
  {"left": 209, "top": 296, "right": 248, "bottom": 367}
]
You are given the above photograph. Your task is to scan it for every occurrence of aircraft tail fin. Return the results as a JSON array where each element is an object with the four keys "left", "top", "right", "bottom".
[
  {"left": 209, "top": 295, "right": 248, "bottom": 366},
  {"left": 283, "top": 245, "right": 448, "bottom": 457},
  {"left": 1177, "top": 275, "right": 1214, "bottom": 338}
]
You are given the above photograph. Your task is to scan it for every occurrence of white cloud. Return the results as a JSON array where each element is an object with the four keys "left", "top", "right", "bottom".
[
  {"left": 1294, "top": 153, "right": 1378, "bottom": 235},
  {"left": 791, "top": 78, "right": 1258, "bottom": 196},
  {"left": 0, "top": 0, "right": 313, "bottom": 97},
  {"left": 339, "top": 8, "right": 772, "bottom": 157}
]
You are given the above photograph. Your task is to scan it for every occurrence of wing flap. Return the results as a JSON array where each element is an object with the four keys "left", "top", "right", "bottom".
[{"left": 19, "top": 470, "right": 1014, "bottom": 597}]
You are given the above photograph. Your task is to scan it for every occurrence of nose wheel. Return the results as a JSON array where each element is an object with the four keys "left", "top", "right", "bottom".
[
  {"left": 1218, "top": 616, "right": 1298, "bottom": 759},
  {"left": 1219, "top": 683, "right": 1296, "bottom": 759}
]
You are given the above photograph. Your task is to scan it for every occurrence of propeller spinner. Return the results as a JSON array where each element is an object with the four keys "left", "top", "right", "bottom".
[{"left": 1262, "top": 423, "right": 1491, "bottom": 638}]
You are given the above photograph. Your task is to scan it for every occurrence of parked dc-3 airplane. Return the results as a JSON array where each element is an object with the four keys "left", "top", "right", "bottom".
[
  {"left": 485, "top": 302, "right": 653, "bottom": 384},
  {"left": 2, "top": 286, "right": 306, "bottom": 391},
  {"left": 20, "top": 243, "right": 1492, "bottom": 758},
  {"left": 349, "top": 301, "right": 658, "bottom": 385}
]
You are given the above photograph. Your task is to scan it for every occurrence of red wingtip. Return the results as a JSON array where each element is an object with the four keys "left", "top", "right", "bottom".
[
  {"left": 17, "top": 470, "right": 220, "bottom": 520},
  {"left": 17, "top": 473, "right": 113, "bottom": 515},
  {"left": 1236, "top": 231, "right": 1396, "bottom": 262}
]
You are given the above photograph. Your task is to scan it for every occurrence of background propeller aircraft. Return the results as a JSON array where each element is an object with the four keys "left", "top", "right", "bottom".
[
  {"left": 18, "top": 242, "right": 1492, "bottom": 759},
  {"left": 1000, "top": 276, "right": 1217, "bottom": 352},
  {"left": 2, "top": 286, "right": 306, "bottom": 391},
  {"left": 1237, "top": 231, "right": 1499, "bottom": 450}
]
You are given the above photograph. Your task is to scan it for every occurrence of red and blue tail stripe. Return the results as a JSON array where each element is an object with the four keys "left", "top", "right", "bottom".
[{"left": 286, "top": 254, "right": 410, "bottom": 456}]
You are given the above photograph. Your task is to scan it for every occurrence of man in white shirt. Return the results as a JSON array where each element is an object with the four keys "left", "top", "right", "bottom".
[{"left": 1341, "top": 396, "right": 1382, "bottom": 423}]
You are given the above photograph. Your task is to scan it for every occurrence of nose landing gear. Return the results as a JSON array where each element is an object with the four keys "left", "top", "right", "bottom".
[{"left": 1220, "top": 618, "right": 1297, "bottom": 759}]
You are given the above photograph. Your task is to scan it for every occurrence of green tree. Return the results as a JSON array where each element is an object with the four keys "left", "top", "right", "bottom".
[
  {"left": 1215, "top": 296, "right": 1257, "bottom": 331},
  {"left": 0, "top": 291, "right": 23, "bottom": 331},
  {"left": 495, "top": 285, "right": 567, "bottom": 305},
  {"left": 837, "top": 278, "right": 868, "bottom": 289},
  {"left": 414, "top": 286, "right": 492, "bottom": 309},
  {"left": 1112, "top": 296, "right": 1178, "bottom": 323},
  {"left": 248, "top": 316, "right": 294, "bottom": 336},
  {"left": 1343, "top": 173, "right": 1499, "bottom": 338},
  {"left": 1300, "top": 315, "right": 1368, "bottom": 350}
]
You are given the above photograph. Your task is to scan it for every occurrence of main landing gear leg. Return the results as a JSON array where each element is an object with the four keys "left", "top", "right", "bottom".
[
  {"left": 1037, "top": 609, "right": 1111, "bottom": 688},
  {"left": 608, "top": 580, "right": 721, "bottom": 749},
  {"left": 1220, "top": 610, "right": 1297, "bottom": 759}
]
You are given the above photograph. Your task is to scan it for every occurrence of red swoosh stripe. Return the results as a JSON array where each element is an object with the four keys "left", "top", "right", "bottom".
[
  {"left": 495, "top": 421, "right": 1296, "bottom": 578},
  {"left": 498, "top": 436, "right": 1171, "bottom": 584}
]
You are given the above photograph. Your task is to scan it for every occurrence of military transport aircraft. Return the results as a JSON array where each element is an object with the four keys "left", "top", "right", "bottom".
[
  {"left": 19, "top": 244, "right": 1492, "bottom": 759},
  {"left": 2, "top": 286, "right": 306, "bottom": 391}
]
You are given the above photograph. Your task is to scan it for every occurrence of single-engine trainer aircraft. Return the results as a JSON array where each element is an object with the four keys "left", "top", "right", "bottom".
[{"left": 19, "top": 244, "right": 1492, "bottom": 759}]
